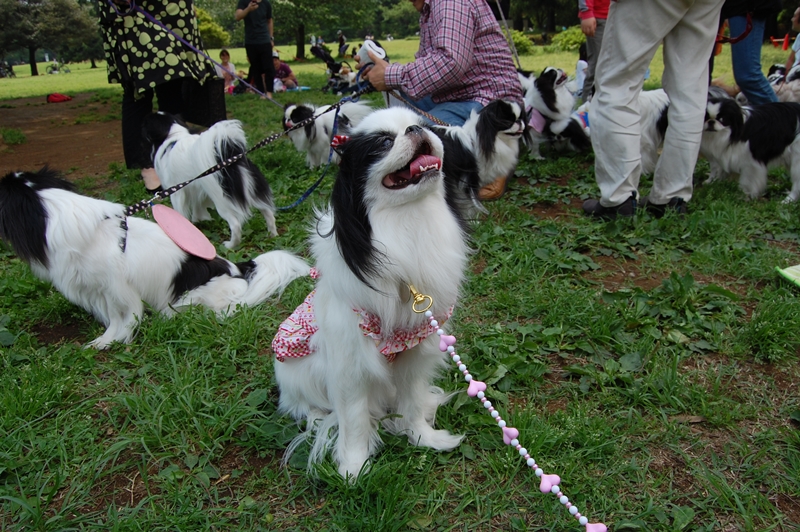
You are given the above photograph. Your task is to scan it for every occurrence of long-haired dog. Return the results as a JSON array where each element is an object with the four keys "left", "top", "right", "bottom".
[
  {"left": 518, "top": 67, "right": 579, "bottom": 158},
  {"left": 272, "top": 108, "right": 469, "bottom": 479},
  {"left": 766, "top": 64, "right": 800, "bottom": 104},
  {"left": 432, "top": 99, "right": 524, "bottom": 219},
  {"left": 141, "top": 112, "right": 278, "bottom": 249},
  {"left": 0, "top": 168, "right": 308, "bottom": 349},
  {"left": 637, "top": 89, "right": 670, "bottom": 175},
  {"left": 701, "top": 97, "right": 800, "bottom": 203},
  {"left": 283, "top": 101, "right": 374, "bottom": 168}
]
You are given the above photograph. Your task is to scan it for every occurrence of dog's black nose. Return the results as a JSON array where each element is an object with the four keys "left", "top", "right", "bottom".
[{"left": 406, "top": 124, "right": 423, "bottom": 135}]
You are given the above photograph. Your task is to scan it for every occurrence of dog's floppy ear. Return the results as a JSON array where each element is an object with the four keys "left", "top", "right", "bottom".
[{"left": 328, "top": 132, "right": 387, "bottom": 289}]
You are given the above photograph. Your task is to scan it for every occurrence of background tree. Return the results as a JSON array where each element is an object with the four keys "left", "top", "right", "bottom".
[
  {"left": 196, "top": 6, "right": 230, "bottom": 49},
  {"left": 379, "top": 0, "right": 419, "bottom": 39},
  {"left": 0, "top": 0, "right": 44, "bottom": 74},
  {"left": 39, "top": 0, "right": 98, "bottom": 58},
  {"left": 196, "top": 0, "right": 240, "bottom": 47},
  {"left": 0, "top": 0, "right": 97, "bottom": 75}
]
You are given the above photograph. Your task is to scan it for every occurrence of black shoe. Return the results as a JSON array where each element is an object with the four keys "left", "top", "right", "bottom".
[
  {"left": 583, "top": 192, "right": 637, "bottom": 220},
  {"left": 643, "top": 197, "right": 688, "bottom": 218}
]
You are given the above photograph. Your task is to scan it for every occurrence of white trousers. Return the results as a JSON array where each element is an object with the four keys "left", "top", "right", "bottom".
[{"left": 589, "top": 0, "right": 725, "bottom": 206}]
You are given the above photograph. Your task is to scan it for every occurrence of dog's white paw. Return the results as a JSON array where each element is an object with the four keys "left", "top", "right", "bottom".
[
  {"left": 223, "top": 240, "right": 236, "bottom": 250},
  {"left": 782, "top": 195, "right": 797, "bottom": 204},
  {"left": 85, "top": 337, "right": 111, "bottom": 350},
  {"left": 408, "top": 427, "right": 464, "bottom": 451},
  {"left": 337, "top": 453, "right": 370, "bottom": 480}
]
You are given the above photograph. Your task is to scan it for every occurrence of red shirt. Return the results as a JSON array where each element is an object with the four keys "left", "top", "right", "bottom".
[{"left": 578, "top": 0, "right": 610, "bottom": 20}]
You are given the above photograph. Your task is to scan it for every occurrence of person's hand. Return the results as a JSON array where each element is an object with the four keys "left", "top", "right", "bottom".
[
  {"left": 581, "top": 17, "right": 596, "bottom": 38},
  {"left": 248, "top": 0, "right": 259, "bottom": 12},
  {"left": 362, "top": 50, "right": 389, "bottom": 92}
]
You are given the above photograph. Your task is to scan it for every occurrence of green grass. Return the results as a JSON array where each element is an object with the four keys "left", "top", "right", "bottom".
[
  {"left": 0, "top": 128, "right": 26, "bottom": 145},
  {"left": 1, "top": 43, "right": 800, "bottom": 531}
]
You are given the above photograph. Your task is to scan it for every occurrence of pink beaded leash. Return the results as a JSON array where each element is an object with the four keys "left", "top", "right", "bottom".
[{"left": 407, "top": 286, "right": 608, "bottom": 532}]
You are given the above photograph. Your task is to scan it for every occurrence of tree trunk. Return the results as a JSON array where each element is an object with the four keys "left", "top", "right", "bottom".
[
  {"left": 28, "top": 46, "right": 39, "bottom": 76},
  {"left": 295, "top": 22, "right": 305, "bottom": 60},
  {"left": 513, "top": 11, "right": 523, "bottom": 32},
  {"left": 90, "top": 58, "right": 97, "bottom": 68},
  {"left": 546, "top": 7, "right": 556, "bottom": 33}
]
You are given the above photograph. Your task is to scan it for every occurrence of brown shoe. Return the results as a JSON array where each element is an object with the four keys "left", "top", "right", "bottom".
[{"left": 478, "top": 176, "right": 508, "bottom": 201}]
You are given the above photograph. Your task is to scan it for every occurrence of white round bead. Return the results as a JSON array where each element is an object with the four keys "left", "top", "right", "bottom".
[
  {"left": 447, "top": 346, "right": 455, "bottom": 353},
  {"left": 579, "top": 517, "right": 588, "bottom": 525},
  {"left": 569, "top": 506, "right": 578, "bottom": 515},
  {"left": 425, "top": 311, "right": 433, "bottom": 317},
  {"left": 436, "top": 329, "right": 444, "bottom": 336},
  {"left": 458, "top": 364, "right": 466, "bottom": 371},
  {"left": 452, "top": 355, "right": 460, "bottom": 363},
  {"left": 465, "top": 374, "right": 472, "bottom": 381},
  {"left": 483, "top": 401, "right": 492, "bottom": 409},
  {"left": 526, "top": 458, "right": 534, "bottom": 466},
  {"left": 510, "top": 439, "right": 519, "bottom": 446},
  {"left": 551, "top": 485, "right": 560, "bottom": 494},
  {"left": 535, "top": 468, "right": 543, "bottom": 477},
  {"left": 430, "top": 320, "right": 438, "bottom": 328},
  {"left": 491, "top": 410, "right": 500, "bottom": 418},
  {"left": 499, "top": 420, "right": 507, "bottom": 427},
  {"left": 560, "top": 496, "right": 568, "bottom": 504},
  {"left": 476, "top": 391, "right": 484, "bottom": 399},
  {"left": 518, "top": 448, "right": 527, "bottom": 456}
]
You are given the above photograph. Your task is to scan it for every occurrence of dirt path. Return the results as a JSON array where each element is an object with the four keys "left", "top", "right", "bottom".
[{"left": 1, "top": 93, "right": 124, "bottom": 180}]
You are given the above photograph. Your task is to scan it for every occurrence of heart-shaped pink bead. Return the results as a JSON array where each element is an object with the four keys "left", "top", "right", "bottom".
[
  {"left": 501, "top": 426, "right": 519, "bottom": 445},
  {"left": 467, "top": 379, "right": 486, "bottom": 397},
  {"left": 539, "top": 473, "right": 561, "bottom": 493},
  {"left": 438, "top": 334, "right": 456, "bottom": 352},
  {"left": 586, "top": 524, "right": 607, "bottom": 532}
]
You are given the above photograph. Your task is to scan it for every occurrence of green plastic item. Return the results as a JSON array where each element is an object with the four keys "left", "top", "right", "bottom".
[{"left": 776, "top": 264, "right": 800, "bottom": 288}]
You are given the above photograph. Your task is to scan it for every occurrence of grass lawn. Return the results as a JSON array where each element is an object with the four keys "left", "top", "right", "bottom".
[{"left": 1, "top": 39, "right": 799, "bottom": 531}]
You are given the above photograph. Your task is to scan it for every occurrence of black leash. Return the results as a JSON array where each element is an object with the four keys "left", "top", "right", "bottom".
[{"left": 125, "top": 85, "right": 376, "bottom": 216}]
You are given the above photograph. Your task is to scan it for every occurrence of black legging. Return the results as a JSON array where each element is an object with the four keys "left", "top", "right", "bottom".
[{"left": 121, "top": 78, "right": 184, "bottom": 169}]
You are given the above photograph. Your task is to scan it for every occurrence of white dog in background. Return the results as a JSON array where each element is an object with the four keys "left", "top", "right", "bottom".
[
  {"left": 283, "top": 101, "right": 374, "bottom": 168},
  {"left": 142, "top": 113, "right": 278, "bottom": 249}
]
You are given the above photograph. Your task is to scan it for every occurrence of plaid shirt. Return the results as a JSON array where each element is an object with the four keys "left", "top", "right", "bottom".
[{"left": 384, "top": 0, "right": 523, "bottom": 107}]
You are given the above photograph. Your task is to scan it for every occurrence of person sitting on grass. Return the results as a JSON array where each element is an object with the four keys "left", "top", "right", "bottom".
[
  {"left": 272, "top": 51, "right": 298, "bottom": 90},
  {"left": 216, "top": 49, "right": 236, "bottom": 94}
]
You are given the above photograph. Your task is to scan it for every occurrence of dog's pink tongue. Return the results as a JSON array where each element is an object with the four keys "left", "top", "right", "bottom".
[{"left": 410, "top": 154, "right": 441, "bottom": 178}]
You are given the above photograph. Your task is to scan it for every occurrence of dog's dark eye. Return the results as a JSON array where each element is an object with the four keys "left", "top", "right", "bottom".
[{"left": 381, "top": 136, "right": 394, "bottom": 149}]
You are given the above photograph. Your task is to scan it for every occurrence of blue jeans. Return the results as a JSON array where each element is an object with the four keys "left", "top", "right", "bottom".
[
  {"left": 398, "top": 94, "right": 483, "bottom": 127},
  {"left": 730, "top": 16, "right": 777, "bottom": 105}
]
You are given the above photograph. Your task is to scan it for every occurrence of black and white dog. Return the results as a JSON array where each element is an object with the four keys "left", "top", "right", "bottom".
[
  {"left": 701, "top": 97, "right": 800, "bottom": 203},
  {"left": 0, "top": 168, "right": 308, "bottom": 349},
  {"left": 272, "top": 108, "right": 469, "bottom": 479},
  {"left": 766, "top": 63, "right": 800, "bottom": 104},
  {"left": 518, "top": 67, "right": 578, "bottom": 158},
  {"left": 638, "top": 89, "right": 670, "bottom": 175},
  {"left": 141, "top": 113, "right": 278, "bottom": 249},
  {"left": 432, "top": 99, "right": 524, "bottom": 219},
  {"left": 283, "top": 101, "right": 374, "bottom": 168}
]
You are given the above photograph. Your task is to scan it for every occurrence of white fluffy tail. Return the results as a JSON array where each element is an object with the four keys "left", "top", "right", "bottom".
[
  {"left": 175, "top": 250, "right": 309, "bottom": 313},
  {"left": 240, "top": 250, "right": 310, "bottom": 307}
]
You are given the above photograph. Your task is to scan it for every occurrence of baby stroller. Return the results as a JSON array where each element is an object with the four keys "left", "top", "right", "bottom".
[{"left": 311, "top": 44, "right": 357, "bottom": 94}]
